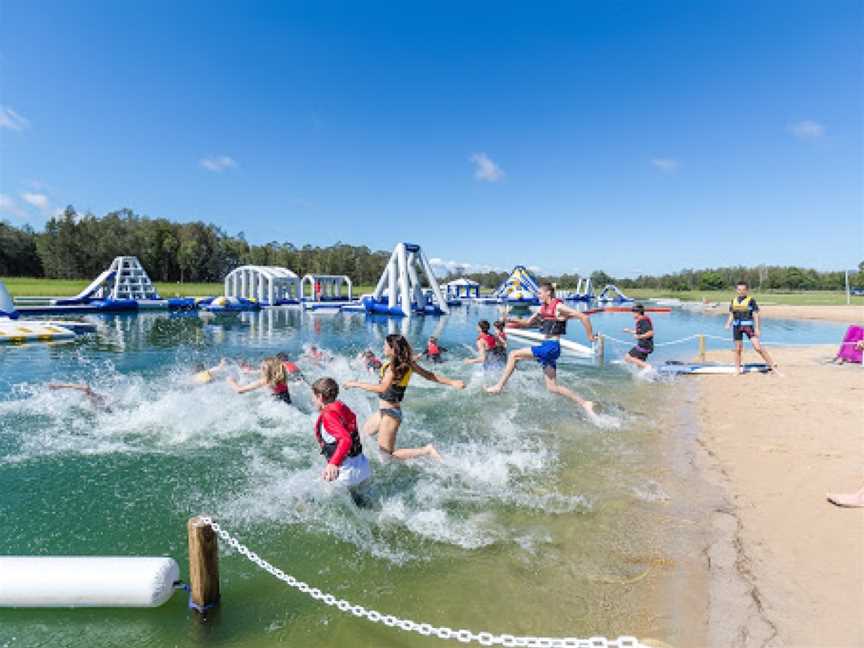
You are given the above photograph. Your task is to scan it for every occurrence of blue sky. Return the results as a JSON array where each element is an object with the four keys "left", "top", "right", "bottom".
[{"left": 1, "top": 1, "right": 861, "bottom": 277}]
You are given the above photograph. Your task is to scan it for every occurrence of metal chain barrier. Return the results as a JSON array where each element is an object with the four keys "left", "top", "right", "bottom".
[{"left": 199, "top": 516, "right": 648, "bottom": 648}]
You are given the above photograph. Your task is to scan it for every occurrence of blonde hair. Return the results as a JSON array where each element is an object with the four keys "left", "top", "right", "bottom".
[{"left": 262, "top": 357, "right": 287, "bottom": 387}]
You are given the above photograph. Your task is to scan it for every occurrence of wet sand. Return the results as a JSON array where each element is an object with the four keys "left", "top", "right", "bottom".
[{"left": 693, "top": 345, "right": 864, "bottom": 646}]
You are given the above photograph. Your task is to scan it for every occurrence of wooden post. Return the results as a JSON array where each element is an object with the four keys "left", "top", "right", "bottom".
[
  {"left": 188, "top": 516, "right": 220, "bottom": 612},
  {"left": 597, "top": 334, "right": 605, "bottom": 367},
  {"left": 698, "top": 334, "right": 706, "bottom": 362}
]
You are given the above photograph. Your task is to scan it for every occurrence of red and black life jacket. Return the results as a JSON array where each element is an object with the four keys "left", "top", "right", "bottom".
[
  {"left": 539, "top": 298, "right": 567, "bottom": 337},
  {"left": 478, "top": 332, "right": 497, "bottom": 351},
  {"left": 315, "top": 400, "right": 363, "bottom": 459},
  {"left": 427, "top": 341, "right": 441, "bottom": 357}
]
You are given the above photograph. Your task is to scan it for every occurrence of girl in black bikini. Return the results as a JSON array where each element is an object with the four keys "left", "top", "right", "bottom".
[{"left": 344, "top": 334, "right": 464, "bottom": 461}]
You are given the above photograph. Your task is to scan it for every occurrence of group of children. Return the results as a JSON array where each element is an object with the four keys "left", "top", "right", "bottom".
[{"left": 46, "top": 280, "right": 780, "bottom": 496}]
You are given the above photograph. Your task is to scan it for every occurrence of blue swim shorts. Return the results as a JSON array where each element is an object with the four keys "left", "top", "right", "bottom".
[{"left": 531, "top": 339, "right": 561, "bottom": 369}]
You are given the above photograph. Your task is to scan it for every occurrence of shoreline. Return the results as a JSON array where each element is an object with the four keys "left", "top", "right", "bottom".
[
  {"left": 698, "top": 304, "right": 864, "bottom": 325},
  {"left": 687, "top": 345, "right": 863, "bottom": 646}
]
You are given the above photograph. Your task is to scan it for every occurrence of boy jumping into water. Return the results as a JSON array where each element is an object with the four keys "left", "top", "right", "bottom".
[
  {"left": 725, "top": 281, "right": 778, "bottom": 375},
  {"left": 485, "top": 283, "right": 597, "bottom": 415}
]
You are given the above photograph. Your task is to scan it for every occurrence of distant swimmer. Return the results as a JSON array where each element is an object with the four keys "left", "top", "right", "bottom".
[
  {"left": 344, "top": 334, "right": 464, "bottom": 462},
  {"left": 311, "top": 377, "right": 371, "bottom": 488},
  {"left": 725, "top": 281, "right": 778, "bottom": 375},
  {"left": 47, "top": 383, "right": 111, "bottom": 412},
  {"left": 228, "top": 357, "right": 292, "bottom": 405},
  {"left": 485, "top": 282, "right": 597, "bottom": 416},
  {"left": 622, "top": 303, "right": 654, "bottom": 370},
  {"left": 275, "top": 352, "right": 306, "bottom": 383},
  {"left": 304, "top": 345, "right": 330, "bottom": 364},
  {"left": 464, "top": 320, "right": 506, "bottom": 369},
  {"left": 192, "top": 359, "right": 228, "bottom": 384},
  {"left": 421, "top": 336, "right": 447, "bottom": 363},
  {"left": 357, "top": 349, "right": 383, "bottom": 373}
]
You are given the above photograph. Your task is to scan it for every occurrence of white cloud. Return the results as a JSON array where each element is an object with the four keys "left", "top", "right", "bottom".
[
  {"left": 200, "top": 155, "right": 237, "bottom": 172},
  {"left": 0, "top": 194, "right": 30, "bottom": 220},
  {"left": 527, "top": 265, "right": 543, "bottom": 275},
  {"left": 429, "top": 257, "right": 505, "bottom": 276},
  {"left": 789, "top": 120, "right": 825, "bottom": 140},
  {"left": 0, "top": 106, "right": 29, "bottom": 131},
  {"left": 650, "top": 158, "right": 679, "bottom": 173},
  {"left": 21, "top": 192, "right": 49, "bottom": 210},
  {"left": 469, "top": 152, "right": 504, "bottom": 182}
]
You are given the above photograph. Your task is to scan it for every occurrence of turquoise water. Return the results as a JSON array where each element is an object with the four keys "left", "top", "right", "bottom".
[{"left": 0, "top": 305, "right": 844, "bottom": 647}]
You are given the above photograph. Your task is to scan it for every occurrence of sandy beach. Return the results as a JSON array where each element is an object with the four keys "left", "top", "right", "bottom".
[
  {"left": 695, "top": 345, "right": 864, "bottom": 647},
  {"left": 758, "top": 305, "right": 864, "bottom": 324}
]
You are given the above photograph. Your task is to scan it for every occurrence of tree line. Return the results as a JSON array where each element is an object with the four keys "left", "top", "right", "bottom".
[{"left": 1, "top": 207, "right": 860, "bottom": 291}]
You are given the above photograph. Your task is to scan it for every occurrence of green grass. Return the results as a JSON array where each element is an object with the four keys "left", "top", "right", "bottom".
[
  {"left": 1, "top": 277, "right": 224, "bottom": 298},
  {"left": 621, "top": 288, "right": 864, "bottom": 306},
  {"left": 1, "top": 277, "right": 379, "bottom": 299},
  {"left": 4, "top": 277, "right": 862, "bottom": 305}
]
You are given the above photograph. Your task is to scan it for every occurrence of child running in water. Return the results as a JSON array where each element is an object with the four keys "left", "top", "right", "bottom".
[
  {"left": 344, "top": 334, "right": 464, "bottom": 461},
  {"left": 311, "top": 377, "right": 371, "bottom": 488},
  {"left": 464, "top": 320, "right": 506, "bottom": 368},
  {"left": 622, "top": 303, "right": 654, "bottom": 370},
  {"left": 357, "top": 349, "right": 383, "bottom": 372},
  {"left": 421, "top": 336, "right": 447, "bottom": 363},
  {"left": 485, "top": 282, "right": 597, "bottom": 416},
  {"left": 228, "top": 357, "right": 292, "bottom": 404},
  {"left": 493, "top": 320, "right": 508, "bottom": 352},
  {"left": 47, "top": 383, "right": 111, "bottom": 412}
]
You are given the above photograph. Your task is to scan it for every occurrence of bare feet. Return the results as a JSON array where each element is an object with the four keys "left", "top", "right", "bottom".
[
  {"left": 827, "top": 487, "right": 864, "bottom": 508},
  {"left": 425, "top": 444, "right": 443, "bottom": 462},
  {"left": 485, "top": 384, "right": 504, "bottom": 395}
]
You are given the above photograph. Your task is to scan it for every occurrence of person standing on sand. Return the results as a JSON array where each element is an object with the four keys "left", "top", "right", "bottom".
[
  {"left": 485, "top": 282, "right": 597, "bottom": 416},
  {"left": 724, "top": 281, "right": 778, "bottom": 375}
]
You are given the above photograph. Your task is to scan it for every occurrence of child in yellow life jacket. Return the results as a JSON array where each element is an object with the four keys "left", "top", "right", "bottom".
[{"left": 344, "top": 334, "right": 464, "bottom": 462}]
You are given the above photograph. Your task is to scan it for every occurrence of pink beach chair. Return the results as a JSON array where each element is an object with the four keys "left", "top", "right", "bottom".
[{"left": 836, "top": 325, "right": 864, "bottom": 364}]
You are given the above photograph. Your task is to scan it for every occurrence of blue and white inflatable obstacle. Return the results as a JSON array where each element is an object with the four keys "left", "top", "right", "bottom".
[
  {"left": 203, "top": 296, "right": 261, "bottom": 312},
  {"left": 363, "top": 242, "right": 449, "bottom": 317}
]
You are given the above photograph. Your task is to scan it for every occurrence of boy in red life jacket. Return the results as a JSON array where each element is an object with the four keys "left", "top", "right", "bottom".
[
  {"left": 485, "top": 282, "right": 597, "bottom": 416},
  {"left": 311, "top": 377, "right": 371, "bottom": 488},
  {"left": 422, "top": 336, "right": 447, "bottom": 363},
  {"left": 623, "top": 303, "right": 655, "bottom": 370}
]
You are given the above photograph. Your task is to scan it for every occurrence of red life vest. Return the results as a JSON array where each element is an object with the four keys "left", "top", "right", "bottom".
[
  {"left": 282, "top": 361, "right": 300, "bottom": 374},
  {"left": 539, "top": 298, "right": 567, "bottom": 336},
  {"left": 427, "top": 341, "right": 440, "bottom": 356},
  {"left": 478, "top": 333, "right": 497, "bottom": 350},
  {"left": 315, "top": 400, "right": 362, "bottom": 462},
  {"left": 272, "top": 381, "right": 289, "bottom": 395}
]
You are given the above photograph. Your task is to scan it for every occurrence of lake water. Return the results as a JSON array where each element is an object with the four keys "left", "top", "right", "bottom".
[{"left": 0, "top": 305, "right": 845, "bottom": 646}]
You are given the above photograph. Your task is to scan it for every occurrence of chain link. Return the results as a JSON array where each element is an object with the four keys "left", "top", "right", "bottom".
[{"left": 197, "top": 517, "right": 647, "bottom": 648}]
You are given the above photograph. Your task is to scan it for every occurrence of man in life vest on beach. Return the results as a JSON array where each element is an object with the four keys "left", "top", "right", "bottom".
[
  {"left": 724, "top": 281, "right": 778, "bottom": 375},
  {"left": 485, "top": 282, "right": 598, "bottom": 415},
  {"left": 623, "top": 303, "right": 654, "bottom": 369}
]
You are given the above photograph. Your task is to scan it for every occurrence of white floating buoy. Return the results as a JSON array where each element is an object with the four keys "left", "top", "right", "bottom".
[{"left": 0, "top": 557, "right": 180, "bottom": 608}]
